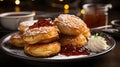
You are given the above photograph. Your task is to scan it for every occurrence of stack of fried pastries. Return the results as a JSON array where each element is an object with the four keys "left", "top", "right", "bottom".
[
  {"left": 54, "top": 14, "right": 91, "bottom": 47},
  {"left": 9, "top": 14, "right": 91, "bottom": 57},
  {"left": 10, "top": 18, "right": 61, "bottom": 57}
]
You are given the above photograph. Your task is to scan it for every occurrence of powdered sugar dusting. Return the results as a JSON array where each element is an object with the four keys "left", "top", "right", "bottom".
[
  {"left": 23, "top": 26, "right": 55, "bottom": 36},
  {"left": 55, "top": 14, "right": 86, "bottom": 28},
  {"left": 11, "top": 32, "right": 21, "bottom": 38},
  {"left": 20, "top": 20, "right": 37, "bottom": 26}
]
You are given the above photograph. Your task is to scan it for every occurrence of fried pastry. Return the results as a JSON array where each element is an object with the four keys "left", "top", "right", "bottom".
[
  {"left": 22, "top": 18, "right": 59, "bottom": 45},
  {"left": 9, "top": 32, "right": 25, "bottom": 47},
  {"left": 24, "top": 41, "right": 61, "bottom": 57},
  {"left": 18, "top": 20, "right": 37, "bottom": 33},
  {"left": 82, "top": 27, "right": 91, "bottom": 38},
  {"left": 22, "top": 26, "right": 59, "bottom": 45},
  {"left": 54, "top": 14, "right": 88, "bottom": 35},
  {"left": 59, "top": 34, "right": 87, "bottom": 47}
]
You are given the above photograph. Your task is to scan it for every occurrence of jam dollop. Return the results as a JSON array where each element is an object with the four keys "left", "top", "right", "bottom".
[
  {"left": 60, "top": 45, "right": 90, "bottom": 56},
  {"left": 29, "top": 18, "right": 54, "bottom": 29}
]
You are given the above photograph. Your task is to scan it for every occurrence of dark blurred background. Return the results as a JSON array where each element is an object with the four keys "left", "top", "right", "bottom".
[
  {"left": 0, "top": 0, "right": 120, "bottom": 29},
  {"left": 0, "top": 0, "right": 120, "bottom": 12},
  {"left": 0, "top": 0, "right": 120, "bottom": 25}
]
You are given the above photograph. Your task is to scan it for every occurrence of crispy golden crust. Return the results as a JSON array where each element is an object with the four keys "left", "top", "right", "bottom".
[
  {"left": 22, "top": 26, "right": 59, "bottom": 44},
  {"left": 24, "top": 41, "right": 61, "bottom": 57},
  {"left": 59, "top": 34, "right": 87, "bottom": 47},
  {"left": 54, "top": 14, "right": 89, "bottom": 35},
  {"left": 82, "top": 27, "right": 91, "bottom": 39},
  {"left": 9, "top": 32, "right": 25, "bottom": 47}
]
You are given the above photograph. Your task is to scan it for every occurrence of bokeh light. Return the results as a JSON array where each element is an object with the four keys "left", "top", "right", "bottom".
[
  {"left": 64, "top": 4, "right": 69, "bottom": 10},
  {"left": 15, "top": 0, "right": 20, "bottom": 5}
]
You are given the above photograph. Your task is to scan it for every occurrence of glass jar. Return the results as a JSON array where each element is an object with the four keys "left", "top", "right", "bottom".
[{"left": 83, "top": 3, "right": 111, "bottom": 28}]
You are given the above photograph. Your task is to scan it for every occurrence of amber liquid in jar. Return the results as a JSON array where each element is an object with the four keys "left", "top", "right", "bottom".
[{"left": 83, "top": 4, "right": 108, "bottom": 28}]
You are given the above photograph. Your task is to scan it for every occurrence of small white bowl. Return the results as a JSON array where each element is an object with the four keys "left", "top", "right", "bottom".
[{"left": 0, "top": 11, "right": 35, "bottom": 30}]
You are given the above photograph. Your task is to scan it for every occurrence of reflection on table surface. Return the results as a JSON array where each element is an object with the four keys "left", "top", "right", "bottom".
[{"left": 0, "top": 0, "right": 120, "bottom": 67}]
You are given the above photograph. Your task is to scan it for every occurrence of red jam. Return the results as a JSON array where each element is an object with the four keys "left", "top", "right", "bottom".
[
  {"left": 29, "top": 18, "right": 54, "bottom": 29},
  {"left": 60, "top": 45, "right": 90, "bottom": 56}
]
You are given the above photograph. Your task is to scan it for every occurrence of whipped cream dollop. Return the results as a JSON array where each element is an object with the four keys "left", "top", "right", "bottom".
[{"left": 85, "top": 34, "right": 109, "bottom": 52}]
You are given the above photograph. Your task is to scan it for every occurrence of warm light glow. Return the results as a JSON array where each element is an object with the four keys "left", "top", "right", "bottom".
[
  {"left": 64, "top": 9, "right": 69, "bottom": 14},
  {"left": 32, "top": 10, "right": 36, "bottom": 13},
  {"left": 15, "top": 6, "right": 20, "bottom": 12},
  {"left": 59, "top": 0, "right": 63, "bottom": 2},
  {"left": 15, "top": 0, "right": 20, "bottom": 5},
  {"left": 51, "top": 3, "right": 57, "bottom": 7},
  {"left": 64, "top": 4, "right": 69, "bottom": 10},
  {"left": 0, "top": 0, "right": 4, "bottom": 2},
  {"left": 80, "top": 9, "right": 85, "bottom": 14},
  {"left": 32, "top": 10, "right": 36, "bottom": 15},
  {"left": 32, "top": 0, "right": 35, "bottom": 1}
]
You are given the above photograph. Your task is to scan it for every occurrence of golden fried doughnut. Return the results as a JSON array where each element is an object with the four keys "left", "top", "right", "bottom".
[
  {"left": 22, "top": 26, "right": 59, "bottom": 44},
  {"left": 54, "top": 14, "right": 88, "bottom": 35},
  {"left": 24, "top": 41, "right": 61, "bottom": 57},
  {"left": 9, "top": 32, "right": 25, "bottom": 47},
  {"left": 18, "top": 20, "right": 37, "bottom": 33},
  {"left": 59, "top": 34, "right": 87, "bottom": 47},
  {"left": 82, "top": 27, "right": 91, "bottom": 39}
]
